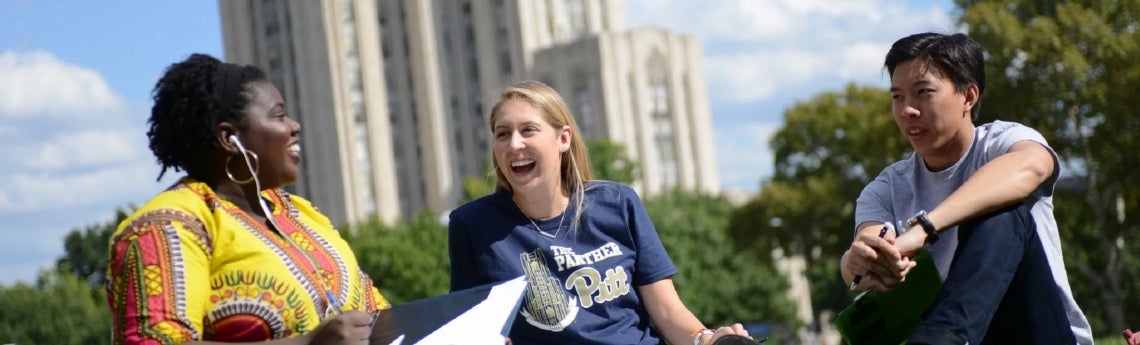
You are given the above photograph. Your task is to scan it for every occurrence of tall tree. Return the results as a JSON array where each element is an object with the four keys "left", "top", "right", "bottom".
[
  {"left": 56, "top": 208, "right": 130, "bottom": 287},
  {"left": 347, "top": 211, "right": 451, "bottom": 304},
  {"left": 0, "top": 208, "right": 131, "bottom": 343},
  {"left": 647, "top": 191, "right": 800, "bottom": 330},
  {"left": 587, "top": 139, "right": 638, "bottom": 184},
  {"left": 0, "top": 269, "right": 112, "bottom": 345},
  {"left": 462, "top": 163, "right": 496, "bottom": 203},
  {"left": 728, "top": 84, "right": 907, "bottom": 326},
  {"left": 955, "top": 0, "right": 1140, "bottom": 334}
]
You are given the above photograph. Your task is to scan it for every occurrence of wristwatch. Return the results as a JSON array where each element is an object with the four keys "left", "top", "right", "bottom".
[{"left": 907, "top": 210, "right": 939, "bottom": 244}]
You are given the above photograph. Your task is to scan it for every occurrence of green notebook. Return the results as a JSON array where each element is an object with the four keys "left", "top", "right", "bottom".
[{"left": 833, "top": 250, "right": 943, "bottom": 345}]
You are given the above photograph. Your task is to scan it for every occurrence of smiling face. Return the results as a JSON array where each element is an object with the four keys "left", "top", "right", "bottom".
[
  {"left": 890, "top": 58, "right": 978, "bottom": 170},
  {"left": 231, "top": 81, "right": 302, "bottom": 189},
  {"left": 491, "top": 99, "right": 571, "bottom": 195}
]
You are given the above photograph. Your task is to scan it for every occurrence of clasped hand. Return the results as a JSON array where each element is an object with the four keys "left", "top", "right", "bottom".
[{"left": 844, "top": 225, "right": 921, "bottom": 292}]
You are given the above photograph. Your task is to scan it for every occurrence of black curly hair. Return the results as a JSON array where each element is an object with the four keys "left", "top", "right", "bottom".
[{"left": 148, "top": 53, "right": 268, "bottom": 180}]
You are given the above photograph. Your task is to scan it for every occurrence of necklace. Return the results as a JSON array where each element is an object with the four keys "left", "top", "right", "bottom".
[
  {"left": 513, "top": 195, "right": 568, "bottom": 239},
  {"left": 524, "top": 211, "right": 564, "bottom": 239}
]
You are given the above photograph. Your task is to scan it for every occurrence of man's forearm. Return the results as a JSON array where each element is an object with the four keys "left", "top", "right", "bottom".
[{"left": 926, "top": 143, "right": 1052, "bottom": 231}]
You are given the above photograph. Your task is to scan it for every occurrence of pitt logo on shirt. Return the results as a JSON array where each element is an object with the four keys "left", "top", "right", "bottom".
[{"left": 550, "top": 243, "right": 631, "bottom": 309}]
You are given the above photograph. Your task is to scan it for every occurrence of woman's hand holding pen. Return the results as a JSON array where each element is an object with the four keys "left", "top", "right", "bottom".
[{"left": 307, "top": 311, "right": 376, "bottom": 345}]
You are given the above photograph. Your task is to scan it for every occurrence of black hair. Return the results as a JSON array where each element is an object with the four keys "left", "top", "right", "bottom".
[
  {"left": 885, "top": 32, "right": 986, "bottom": 119},
  {"left": 148, "top": 53, "right": 267, "bottom": 180}
]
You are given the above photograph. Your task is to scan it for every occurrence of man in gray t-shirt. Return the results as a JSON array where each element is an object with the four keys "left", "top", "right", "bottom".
[{"left": 839, "top": 33, "right": 1090, "bottom": 344}]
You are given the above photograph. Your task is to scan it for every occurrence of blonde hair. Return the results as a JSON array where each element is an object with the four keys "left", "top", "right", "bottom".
[{"left": 488, "top": 81, "right": 593, "bottom": 231}]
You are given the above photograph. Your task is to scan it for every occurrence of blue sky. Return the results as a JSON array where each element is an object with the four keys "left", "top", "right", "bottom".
[{"left": 0, "top": 0, "right": 954, "bottom": 284}]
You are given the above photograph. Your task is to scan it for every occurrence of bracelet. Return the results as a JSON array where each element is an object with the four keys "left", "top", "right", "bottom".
[{"left": 690, "top": 328, "right": 713, "bottom": 345}]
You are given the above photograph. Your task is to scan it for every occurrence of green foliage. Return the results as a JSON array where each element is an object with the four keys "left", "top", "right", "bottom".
[
  {"left": 728, "top": 84, "right": 905, "bottom": 321},
  {"left": 646, "top": 190, "right": 800, "bottom": 329},
  {"left": 955, "top": 0, "right": 1140, "bottom": 335},
  {"left": 0, "top": 208, "right": 126, "bottom": 344},
  {"left": 346, "top": 211, "right": 451, "bottom": 304},
  {"left": 1097, "top": 336, "right": 1129, "bottom": 345},
  {"left": 587, "top": 140, "right": 638, "bottom": 184},
  {"left": 0, "top": 268, "right": 111, "bottom": 345},
  {"left": 462, "top": 158, "right": 497, "bottom": 203},
  {"left": 463, "top": 173, "right": 496, "bottom": 203},
  {"left": 56, "top": 208, "right": 130, "bottom": 287}
]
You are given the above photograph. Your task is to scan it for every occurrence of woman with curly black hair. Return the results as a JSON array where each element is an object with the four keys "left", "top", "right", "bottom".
[{"left": 106, "top": 53, "right": 387, "bottom": 345}]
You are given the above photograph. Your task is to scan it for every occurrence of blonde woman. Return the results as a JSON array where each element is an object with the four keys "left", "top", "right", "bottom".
[{"left": 448, "top": 81, "right": 749, "bottom": 345}]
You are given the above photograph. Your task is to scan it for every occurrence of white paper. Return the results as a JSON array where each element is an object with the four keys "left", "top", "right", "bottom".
[{"left": 414, "top": 276, "right": 528, "bottom": 345}]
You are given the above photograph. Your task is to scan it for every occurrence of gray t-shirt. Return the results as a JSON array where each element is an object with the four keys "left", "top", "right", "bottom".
[{"left": 855, "top": 120, "right": 1091, "bottom": 344}]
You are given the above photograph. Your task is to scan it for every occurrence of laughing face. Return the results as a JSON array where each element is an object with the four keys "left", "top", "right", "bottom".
[
  {"left": 235, "top": 81, "right": 302, "bottom": 189},
  {"left": 491, "top": 99, "right": 571, "bottom": 194},
  {"left": 890, "top": 58, "right": 977, "bottom": 170}
]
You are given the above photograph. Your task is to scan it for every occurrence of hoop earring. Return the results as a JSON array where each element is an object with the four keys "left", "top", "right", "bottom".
[{"left": 225, "top": 151, "right": 259, "bottom": 184}]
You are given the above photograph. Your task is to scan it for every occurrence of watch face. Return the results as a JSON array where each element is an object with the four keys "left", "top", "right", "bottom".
[{"left": 908, "top": 211, "right": 927, "bottom": 228}]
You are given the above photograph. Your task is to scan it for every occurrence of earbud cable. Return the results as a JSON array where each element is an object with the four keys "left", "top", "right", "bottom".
[{"left": 232, "top": 138, "right": 341, "bottom": 319}]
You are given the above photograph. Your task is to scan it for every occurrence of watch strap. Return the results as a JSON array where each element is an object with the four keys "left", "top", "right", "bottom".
[{"left": 909, "top": 211, "right": 939, "bottom": 244}]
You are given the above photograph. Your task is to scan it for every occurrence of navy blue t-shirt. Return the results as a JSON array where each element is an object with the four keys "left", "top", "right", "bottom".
[{"left": 448, "top": 181, "right": 677, "bottom": 345}]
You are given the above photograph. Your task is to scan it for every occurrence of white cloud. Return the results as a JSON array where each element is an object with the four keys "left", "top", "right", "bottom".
[
  {"left": 703, "top": 42, "right": 891, "bottom": 102},
  {"left": 626, "top": 0, "right": 955, "bottom": 191},
  {"left": 629, "top": 0, "right": 954, "bottom": 44},
  {"left": 0, "top": 50, "right": 162, "bottom": 216},
  {"left": 7, "top": 129, "right": 144, "bottom": 171},
  {"left": 0, "top": 162, "right": 157, "bottom": 212},
  {"left": 0, "top": 50, "right": 181, "bottom": 285},
  {"left": 627, "top": 0, "right": 955, "bottom": 103},
  {"left": 716, "top": 122, "right": 781, "bottom": 191},
  {"left": 0, "top": 189, "right": 11, "bottom": 207},
  {"left": 0, "top": 50, "right": 126, "bottom": 118},
  {"left": 839, "top": 42, "right": 893, "bottom": 80},
  {"left": 700, "top": 0, "right": 794, "bottom": 40},
  {"left": 705, "top": 50, "right": 830, "bottom": 102}
]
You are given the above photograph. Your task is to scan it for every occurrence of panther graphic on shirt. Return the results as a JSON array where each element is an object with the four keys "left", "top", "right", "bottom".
[{"left": 518, "top": 242, "right": 630, "bottom": 331}]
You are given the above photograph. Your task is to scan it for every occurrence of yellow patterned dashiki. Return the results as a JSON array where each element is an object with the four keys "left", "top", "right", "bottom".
[{"left": 106, "top": 178, "right": 390, "bottom": 344}]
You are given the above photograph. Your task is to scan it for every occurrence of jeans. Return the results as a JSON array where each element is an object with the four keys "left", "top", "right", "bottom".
[{"left": 908, "top": 204, "right": 1075, "bottom": 345}]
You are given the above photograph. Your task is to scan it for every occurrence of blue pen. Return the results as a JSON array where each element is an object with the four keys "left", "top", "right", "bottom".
[
  {"left": 369, "top": 309, "right": 382, "bottom": 328},
  {"left": 850, "top": 225, "right": 890, "bottom": 290},
  {"left": 324, "top": 291, "right": 339, "bottom": 318}
]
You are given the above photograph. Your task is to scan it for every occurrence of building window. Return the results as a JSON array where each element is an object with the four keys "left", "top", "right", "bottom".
[
  {"left": 566, "top": 0, "right": 587, "bottom": 39},
  {"left": 573, "top": 77, "right": 595, "bottom": 139},
  {"left": 647, "top": 51, "right": 677, "bottom": 188}
]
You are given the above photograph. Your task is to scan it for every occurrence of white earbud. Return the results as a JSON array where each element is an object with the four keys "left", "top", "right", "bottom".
[
  {"left": 228, "top": 134, "right": 251, "bottom": 155},
  {"left": 226, "top": 133, "right": 276, "bottom": 226}
]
